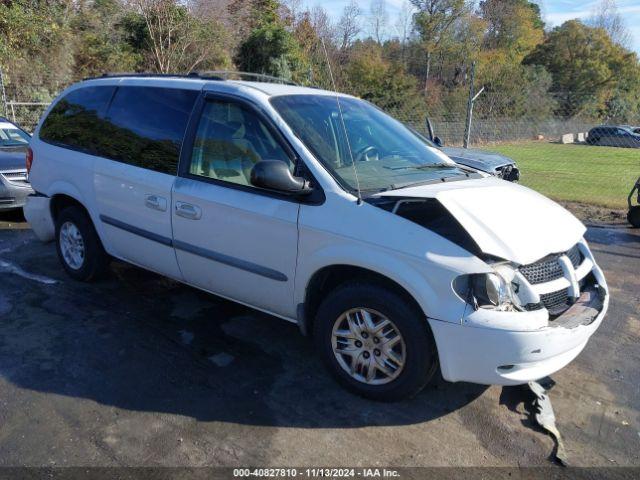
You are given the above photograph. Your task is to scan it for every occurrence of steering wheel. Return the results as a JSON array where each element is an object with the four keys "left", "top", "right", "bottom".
[{"left": 354, "top": 145, "right": 380, "bottom": 162}]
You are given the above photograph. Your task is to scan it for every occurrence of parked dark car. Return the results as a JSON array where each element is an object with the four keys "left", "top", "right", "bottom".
[
  {"left": 0, "top": 117, "right": 33, "bottom": 211},
  {"left": 422, "top": 119, "right": 520, "bottom": 181},
  {"left": 621, "top": 125, "right": 640, "bottom": 135},
  {"left": 586, "top": 125, "right": 640, "bottom": 148}
]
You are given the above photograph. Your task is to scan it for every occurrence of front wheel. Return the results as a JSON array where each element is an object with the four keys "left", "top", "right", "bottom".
[{"left": 313, "top": 282, "right": 438, "bottom": 401}]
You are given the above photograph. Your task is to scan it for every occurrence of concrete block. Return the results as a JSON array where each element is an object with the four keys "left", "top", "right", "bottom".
[
  {"left": 561, "top": 133, "right": 574, "bottom": 144},
  {"left": 577, "top": 132, "right": 585, "bottom": 142}
]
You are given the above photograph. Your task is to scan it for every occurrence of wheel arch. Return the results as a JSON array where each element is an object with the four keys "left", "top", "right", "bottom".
[
  {"left": 47, "top": 185, "right": 108, "bottom": 251},
  {"left": 299, "top": 262, "right": 431, "bottom": 337},
  {"left": 50, "top": 193, "right": 90, "bottom": 222}
]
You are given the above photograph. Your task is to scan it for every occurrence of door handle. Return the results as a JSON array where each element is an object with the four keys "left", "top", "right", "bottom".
[
  {"left": 175, "top": 201, "right": 202, "bottom": 220},
  {"left": 145, "top": 194, "right": 167, "bottom": 212}
]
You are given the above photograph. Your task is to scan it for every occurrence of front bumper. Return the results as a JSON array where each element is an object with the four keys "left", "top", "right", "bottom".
[
  {"left": 431, "top": 284, "right": 608, "bottom": 385},
  {"left": 0, "top": 173, "right": 33, "bottom": 210}
]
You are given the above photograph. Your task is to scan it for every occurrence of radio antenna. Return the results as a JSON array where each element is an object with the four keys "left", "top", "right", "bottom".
[{"left": 320, "top": 38, "right": 362, "bottom": 205}]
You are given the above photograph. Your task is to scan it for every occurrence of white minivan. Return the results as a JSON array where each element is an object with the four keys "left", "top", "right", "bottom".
[{"left": 24, "top": 74, "right": 608, "bottom": 401}]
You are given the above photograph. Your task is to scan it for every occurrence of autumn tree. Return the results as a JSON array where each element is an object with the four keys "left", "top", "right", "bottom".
[
  {"left": 234, "top": 0, "right": 306, "bottom": 81},
  {"left": 410, "top": 0, "right": 469, "bottom": 91},
  {"left": 524, "top": 20, "right": 639, "bottom": 116},
  {"left": 346, "top": 40, "right": 426, "bottom": 121},
  {"left": 479, "top": 0, "right": 544, "bottom": 59},
  {"left": 71, "top": 0, "right": 142, "bottom": 77}
]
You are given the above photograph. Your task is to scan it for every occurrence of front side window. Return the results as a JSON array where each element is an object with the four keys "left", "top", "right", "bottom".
[
  {"left": 270, "top": 95, "right": 469, "bottom": 193},
  {"left": 39, "top": 86, "right": 115, "bottom": 153},
  {"left": 188, "top": 100, "right": 293, "bottom": 187},
  {"left": 100, "top": 87, "right": 198, "bottom": 174}
]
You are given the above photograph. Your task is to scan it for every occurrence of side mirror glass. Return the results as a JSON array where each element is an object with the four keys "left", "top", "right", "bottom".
[
  {"left": 250, "top": 160, "right": 313, "bottom": 196},
  {"left": 433, "top": 136, "right": 443, "bottom": 147}
]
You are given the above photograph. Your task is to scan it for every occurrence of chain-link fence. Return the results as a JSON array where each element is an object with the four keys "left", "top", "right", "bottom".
[
  {"left": 1, "top": 63, "right": 638, "bottom": 213},
  {"left": 0, "top": 69, "right": 73, "bottom": 132}
]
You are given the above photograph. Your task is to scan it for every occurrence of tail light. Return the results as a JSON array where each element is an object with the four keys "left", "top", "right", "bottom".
[{"left": 26, "top": 147, "right": 33, "bottom": 174}]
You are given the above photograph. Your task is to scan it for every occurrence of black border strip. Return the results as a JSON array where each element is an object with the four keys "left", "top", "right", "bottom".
[
  {"left": 173, "top": 240, "right": 287, "bottom": 282},
  {"left": 99, "top": 214, "right": 287, "bottom": 282},
  {"left": 100, "top": 215, "right": 173, "bottom": 246}
]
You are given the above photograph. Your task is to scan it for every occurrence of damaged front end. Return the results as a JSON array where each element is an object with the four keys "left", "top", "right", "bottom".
[
  {"left": 368, "top": 181, "right": 608, "bottom": 385},
  {"left": 368, "top": 190, "right": 608, "bottom": 329}
]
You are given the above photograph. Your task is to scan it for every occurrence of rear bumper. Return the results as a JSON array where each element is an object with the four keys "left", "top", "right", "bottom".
[
  {"left": 24, "top": 194, "right": 55, "bottom": 241},
  {"left": 431, "top": 286, "right": 608, "bottom": 385},
  {"left": 0, "top": 176, "right": 33, "bottom": 210}
]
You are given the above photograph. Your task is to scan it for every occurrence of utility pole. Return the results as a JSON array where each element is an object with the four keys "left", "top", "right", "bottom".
[
  {"left": 463, "top": 62, "right": 475, "bottom": 148},
  {"left": 463, "top": 62, "right": 485, "bottom": 148},
  {"left": 0, "top": 67, "right": 8, "bottom": 119}
]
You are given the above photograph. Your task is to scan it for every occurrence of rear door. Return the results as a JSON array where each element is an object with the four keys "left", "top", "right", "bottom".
[
  {"left": 171, "top": 93, "right": 302, "bottom": 318},
  {"left": 93, "top": 84, "right": 198, "bottom": 278}
]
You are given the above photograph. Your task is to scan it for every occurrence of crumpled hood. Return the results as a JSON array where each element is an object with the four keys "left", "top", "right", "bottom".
[
  {"left": 376, "top": 177, "right": 586, "bottom": 265},
  {"left": 441, "top": 146, "right": 515, "bottom": 172},
  {"left": 0, "top": 146, "right": 28, "bottom": 171}
]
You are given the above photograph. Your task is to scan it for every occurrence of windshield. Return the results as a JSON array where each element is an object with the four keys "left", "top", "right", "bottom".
[
  {"left": 270, "top": 95, "right": 468, "bottom": 193},
  {"left": 0, "top": 125, "right": 30, "bottom": 147}
]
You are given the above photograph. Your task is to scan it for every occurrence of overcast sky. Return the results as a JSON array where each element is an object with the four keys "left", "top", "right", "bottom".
[{"left": 300, "top": 0, "right": 640, "bottom": 55}]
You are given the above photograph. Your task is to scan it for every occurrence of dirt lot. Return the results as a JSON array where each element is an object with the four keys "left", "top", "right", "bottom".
[{"left": 0, "top": 211, "right": 639, "bottom": 469}]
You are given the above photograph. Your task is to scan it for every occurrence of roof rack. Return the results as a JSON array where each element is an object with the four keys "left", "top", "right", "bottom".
[
  {"left": 83, "top": 72, "right": 224, "bottom": 81},
  {"left": 83, "top": 70, "right": 298, "bottom": 85},
  {"left": 199, "top": 71, "right": 299, "bottom": 85}
]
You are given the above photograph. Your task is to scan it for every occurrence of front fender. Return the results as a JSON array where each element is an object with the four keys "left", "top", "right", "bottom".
[{"left": 295, "top": 237, "right": 469, "bottom": 325}]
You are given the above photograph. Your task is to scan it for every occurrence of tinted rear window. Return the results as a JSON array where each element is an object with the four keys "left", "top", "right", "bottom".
[
  {"left": 39, "top": 86, "right": 115, "bottom": 153},
  {"left": 99, "top": 87, "right": 198, "bottom": 174}
]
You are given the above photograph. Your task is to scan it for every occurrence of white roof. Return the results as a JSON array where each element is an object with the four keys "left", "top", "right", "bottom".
[
  {"left": 226, "top": 80, "right": 345, "bottom": 98},
  {"left": 82, "top": 75, "right": 351, "bottom": 99}
]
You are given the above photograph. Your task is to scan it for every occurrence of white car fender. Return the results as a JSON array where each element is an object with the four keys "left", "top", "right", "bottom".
[
  {"left": 294, "top": 240, "right": 471, "bottom": 327},
  {"left": 44, "top": 181, "right": 107, "bottom": 242}
]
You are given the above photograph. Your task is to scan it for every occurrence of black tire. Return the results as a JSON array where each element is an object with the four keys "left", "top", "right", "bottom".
[
  {"left": 55, "top": 206, "right": 110, "bottom": 281},
  {"left": 628, "top": 206, "right": 640, "bottom": 228},
  {"left": 313, "top": 282, "right": 438, "bottom": 401}
]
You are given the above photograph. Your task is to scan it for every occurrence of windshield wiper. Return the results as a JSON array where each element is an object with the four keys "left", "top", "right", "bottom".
[{"left": 384, "top": 163, "right": 457, "bottom": 171}]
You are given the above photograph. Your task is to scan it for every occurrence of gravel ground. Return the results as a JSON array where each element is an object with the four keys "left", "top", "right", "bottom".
[{"left": 0, "top": 212, "right": 638, "bottom": 470}]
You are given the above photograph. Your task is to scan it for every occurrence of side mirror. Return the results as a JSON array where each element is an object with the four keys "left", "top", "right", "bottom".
[
  {"left": 426, "top": 117, "right": 435, "bottom": 141},
  {"left": 250, "top": 160, "right": 313, "bottom": 196},
  {"left": 433, "top": 136, "right": 443, "bottom": 147}
]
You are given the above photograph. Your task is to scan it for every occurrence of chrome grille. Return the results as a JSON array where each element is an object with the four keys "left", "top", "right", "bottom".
[
  {"left": 519, "top": 245, "right": 582, "bottom": 285},
  {"left": 1, "top": 170, "right": 29, "bottom": 185}
]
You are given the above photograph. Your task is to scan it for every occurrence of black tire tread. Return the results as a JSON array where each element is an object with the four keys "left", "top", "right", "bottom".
[
  {"left": 313, "top": 281, "right": 438, "bottom": 402},
  {"left": 55, "top": 206, "right": 110, "bottom": 281}
]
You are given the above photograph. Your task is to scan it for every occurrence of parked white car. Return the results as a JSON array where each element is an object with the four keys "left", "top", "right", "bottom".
[{"left": 24, "top": 74, "right": 608, "bottom": 400}]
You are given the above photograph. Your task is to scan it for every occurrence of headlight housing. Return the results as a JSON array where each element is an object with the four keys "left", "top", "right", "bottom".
[
  {"left": 469, "top": 270, "right": 522, "bottom": 311},
  {"left": 472, "top": 273, "right": 509, "bottom": 307}
]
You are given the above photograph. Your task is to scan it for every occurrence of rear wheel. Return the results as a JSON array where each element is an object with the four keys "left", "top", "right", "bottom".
[
  {"left": 313, "top": 282, "right": 438, "bottom": 401},
  {"left": 55, "top": 206, "right": 109, "bottom": 281}
]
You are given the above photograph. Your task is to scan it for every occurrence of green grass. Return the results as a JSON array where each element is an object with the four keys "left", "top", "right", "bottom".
[{"left": 488, "top": 141, "right": 639, "bottom": 209}]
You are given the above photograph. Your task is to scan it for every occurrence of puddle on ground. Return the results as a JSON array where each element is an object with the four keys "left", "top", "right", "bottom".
[{"left": 0, "top": 257, "right": 58, "bottom": 285}]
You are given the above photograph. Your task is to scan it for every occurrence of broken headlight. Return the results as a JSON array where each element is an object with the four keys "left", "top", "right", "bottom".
[{"left": 470, "top": 271, "right": 521, "bottom": 311}]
